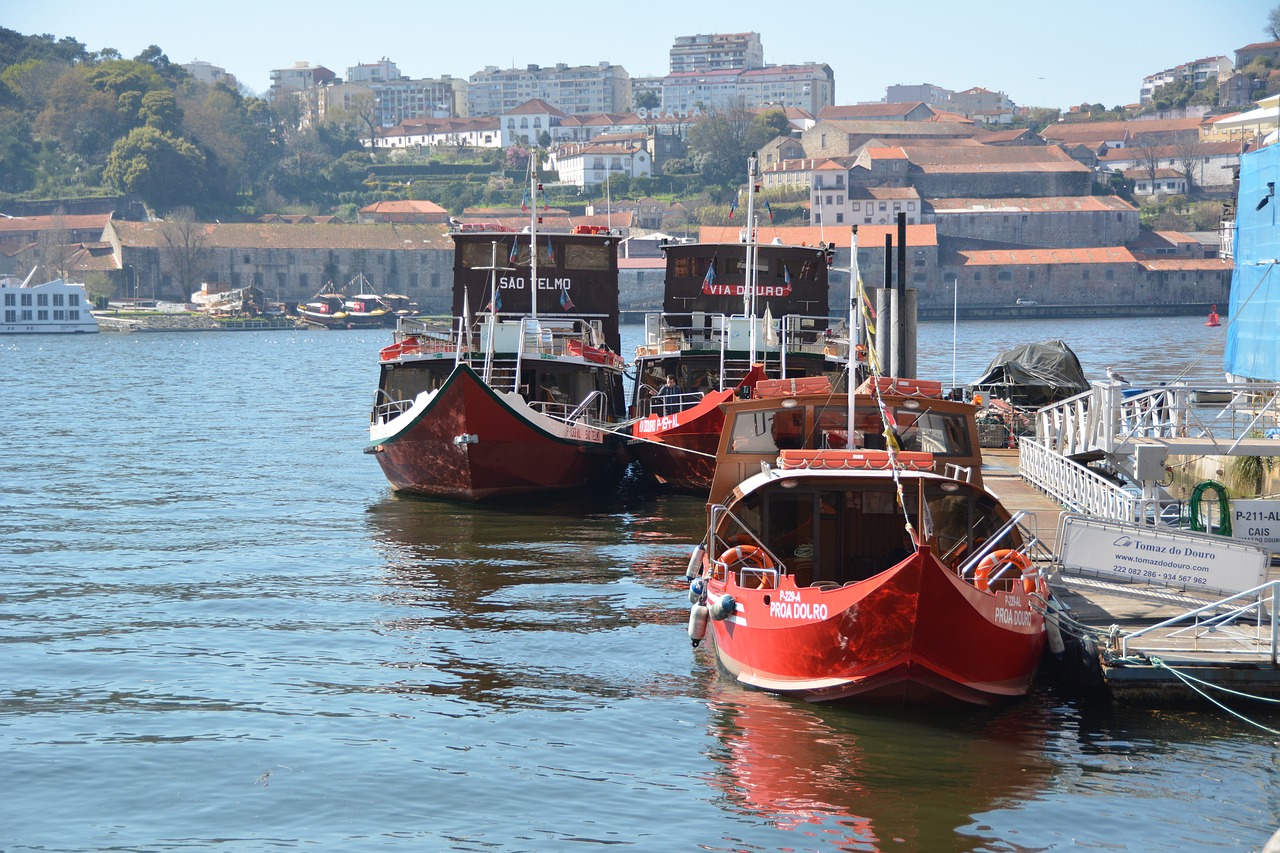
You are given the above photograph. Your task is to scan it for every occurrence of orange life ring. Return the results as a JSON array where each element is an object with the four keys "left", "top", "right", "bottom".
[
  {"left": 974, "top": 549, "right": 1034, "bottom": 593},
  {"left": 717, "top": 544, "right": 775, "bottom": 572}
]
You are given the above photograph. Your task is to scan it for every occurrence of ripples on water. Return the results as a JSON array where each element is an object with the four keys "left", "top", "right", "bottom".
[{"left": 0, "top": 321, "right": 1275, "bottom": 851}]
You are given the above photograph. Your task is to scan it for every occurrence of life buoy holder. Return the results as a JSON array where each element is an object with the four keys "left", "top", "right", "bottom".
[
  {"left": 974, "top": 549, "right": 1035, "bottom": 593},
  {"left": 717, "top": 545, "right": 776, "bottom": 587},
  {"left": 717, "top": 544, "right": 775, "bottom": 571}
]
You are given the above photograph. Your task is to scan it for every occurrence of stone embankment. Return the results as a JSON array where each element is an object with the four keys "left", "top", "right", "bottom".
[{"left": 94, "top": 312, "right": 301, "bottom": 332}]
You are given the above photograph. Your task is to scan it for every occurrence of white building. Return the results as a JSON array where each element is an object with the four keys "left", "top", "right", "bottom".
[
  {"left": 669, "top": 32, "right": 764, "bottom": 73},
  {"left": 553, "top": 142, "right": 652, "bottom": 188}
]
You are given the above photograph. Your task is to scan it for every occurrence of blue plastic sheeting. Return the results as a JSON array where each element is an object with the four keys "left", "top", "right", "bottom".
[{"left": 1225, "top": 144, "right": 1280, "bottom": 380}]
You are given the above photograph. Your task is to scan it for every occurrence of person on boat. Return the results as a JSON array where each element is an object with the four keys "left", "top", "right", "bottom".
[
  {"left": 656, "top": 374, "right": 683, "bottom": 415},
  {"left": 883, "top": 529, "right": 916, "bottom": 569}
]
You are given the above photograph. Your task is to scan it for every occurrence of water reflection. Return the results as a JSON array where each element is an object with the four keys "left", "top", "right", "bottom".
[
  {"left": 363, "top": 485, "right": 705, "bottom": 711},
  {"left": 700, "top": 681, "right": 1055, "bottom": 852}
]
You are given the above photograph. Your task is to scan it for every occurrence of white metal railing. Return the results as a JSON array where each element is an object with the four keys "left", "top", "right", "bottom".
[
  {"left": 1035, "top": 380, "right": 1280, "bottom": 457},
  {"left": 1117, "top": 580, "right": 1279, "bottom": 663},
  {"left": 637, "top": 311, "right": 843, "bottom": 392},
  {"left": 1020, "top": 438, "right": 1147, "bottom": 522}
]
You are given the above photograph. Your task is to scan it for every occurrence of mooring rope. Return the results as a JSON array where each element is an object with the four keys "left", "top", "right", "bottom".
[{"left": 1147, "top": 655, "right": 1280, "bottom": 736}]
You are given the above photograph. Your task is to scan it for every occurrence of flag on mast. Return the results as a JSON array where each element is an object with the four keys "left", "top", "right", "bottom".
[
  {"left": 764, "top": 200, "right": 774, "bottom": 222},
  {"left": 559, "top": 287, "right": 574, "bottom": 311},
  {"left": 509, "top": 238, "right": 519, "bottom": 264},
  {"left": 547, "top": 234, "right": 555, "bottom": 265},
  {"left": 703, "top": 260, "right": 716, "bottom": 287}
]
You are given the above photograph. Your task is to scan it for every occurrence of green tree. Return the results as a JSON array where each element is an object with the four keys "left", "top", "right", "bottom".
[
  {"left": 746, "top": 108, "right": 791, "bottom": 152},
  {"left": 633, "top": 90, "right": 660, "bottom": 110},
  {"left": 103, "top": 125, "right": 206, "bottom": 210},
  {"left": 686, "top": 103, "right": 755, "bottom": 186}
]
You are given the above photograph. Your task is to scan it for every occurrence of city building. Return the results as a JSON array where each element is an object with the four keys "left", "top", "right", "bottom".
[
  {"left": 669, "top": 33, "right": 764, "bottom": 74},
  {"left": 1140, "top": 56, "right": 1231, "bottom": 105},
  {"left": 181, "top": 61, "right": 237, "bottom": 88},
  {"left": 467, "top": 63, "right": 631, "bottom": 117},
  {"left": 552, "top": 140, "right": 652, "bottom": 188},
  {"left": 269, "top": 61, "right": 336, "bottom": 98}
]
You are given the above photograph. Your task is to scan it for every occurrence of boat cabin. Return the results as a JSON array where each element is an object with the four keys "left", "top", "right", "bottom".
[
  {"left": 708, "top": 384, "right": 985, "bottom": 506},
  {"left": 715, "top": 465, "right": 1017, "bottom": 589}
]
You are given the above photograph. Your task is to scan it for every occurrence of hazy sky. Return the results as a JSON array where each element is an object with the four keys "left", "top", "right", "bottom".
[{"left": 5, "top": 1, "right": 1277, "bottom": 109}]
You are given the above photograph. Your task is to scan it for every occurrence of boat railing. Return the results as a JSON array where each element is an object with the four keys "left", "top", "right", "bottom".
[
  {"left": 531, "top": 390, "right": 608, "bottom": 425},
  {"left": 638, "top": 311, "right": 836, "bottom": 357},
  {"left": 639, "top": 389, "right": 705, "bottom": 418},
  {"left": 956, "top": 511, "right": 1046, "bottom": 588},
  {"left": 706, "top": 503, "right": 787, "bottom": 581},
  {"left": 1115, "top": 579, "right": 1279, "bottom": 663},
  {"left": 370, "top": 388, "right": 414, "bottom": 425}
]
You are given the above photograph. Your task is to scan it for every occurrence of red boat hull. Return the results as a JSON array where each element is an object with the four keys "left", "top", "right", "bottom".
[
  {"left": 705, "top": 551, "right": 1045, "bottom": 705},
  {"left": 369, "top": 365, "right": 617, "bottom": 500},
  {"left": 630, "top": 390, "right": 736, "bottom": 492}
]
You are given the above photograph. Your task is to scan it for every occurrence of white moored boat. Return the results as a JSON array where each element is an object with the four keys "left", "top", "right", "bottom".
[{"left": 1, "top": 270, "right": 98, "bottom": 334}]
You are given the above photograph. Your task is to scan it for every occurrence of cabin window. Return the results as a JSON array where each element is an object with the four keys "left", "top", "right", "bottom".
[
  {"left": 3, "top": 294, "right": 13, "bottom": 306},
  {"left": 36, "top": 294, "right": 48, "bottom": 306},
  {"left": 52, "top": 293, "right": 64, "bottom": 306},
  {"left": 3, "top": 310, "right": 13, "bottom": 322},
  {"left": 565, "top": 242, "right": 611, "bottom": 270}
]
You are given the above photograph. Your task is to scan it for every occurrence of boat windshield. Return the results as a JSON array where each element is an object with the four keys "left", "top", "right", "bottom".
[
  {"left": 723, "top": 481, "right": 1013, "bottom": 587},
  {"left": 725, "top": 403, "right": 973, "bottom": 456}
]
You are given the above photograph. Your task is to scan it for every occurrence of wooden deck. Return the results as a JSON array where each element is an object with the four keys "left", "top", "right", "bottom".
[{"left": 981, "top": 447, "right": 1280, "bottom": 702}]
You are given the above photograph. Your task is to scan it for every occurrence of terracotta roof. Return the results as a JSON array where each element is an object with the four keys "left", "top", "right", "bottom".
[
  {"left": 956, "top": 247, "right": 1138, "bottom": 265},
  {"left": 1135, "top": 258, "right": 1231, "bottom": 271},
  {"left": 865, "top": 146, "right": 909, "bottom": 159},
  {"left": 901, "top": 145, "right": 1089, "bottom": 173},
  {"left": 1097, "top": 140, "right": 1244, "bottom": 161},
  {"left": 1041, "top": 118, "right": 1205, "bottom": 144},
  {"left": 619, "top": 257, "right": 665, "bottom": 271},
  {"left": 506, "top": 98, "right": 568, "bottom": 117},
  {"left": 1122, "top": 168, "right": 1185, "bottom": 180},
  {"left": 816, "top": 119, "right": 976, "bottom": 137},
  {"left": 360, "top": 200, "right": 448, "bottom": 215},
  {"left": 0, "top": 213, "right": 113, "bottom": 235},
  {"left": 699, "top": 224, "right": 938, "bottom": 248},
  {"left": 860, "top": 187, "right": 920, "bottom": 200},
  {"left": 818, "top": 102, "right": 933, "bottom": 120},
  {"left": 109, "top": 221, "right": 453, "bottom": 251},
  {"left": 929, "top": 196, "right": 1136, "bottom": 213},
  {"left": 972, "top": 129, "right": 1041, "bottom": 144}
]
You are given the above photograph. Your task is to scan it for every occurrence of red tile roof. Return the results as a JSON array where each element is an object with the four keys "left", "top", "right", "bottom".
[
  {"left": 699, "top": 224, "right": 938, "bottom": 248},
  {"left": 929, "top": 196, "right": 1136, "bottom": 213},
  {"left": 109, "top": 221, "right": 454, "bottom": 250},
  {"left": 956, "top": 247, "right": 1138, "bottom": 265}
]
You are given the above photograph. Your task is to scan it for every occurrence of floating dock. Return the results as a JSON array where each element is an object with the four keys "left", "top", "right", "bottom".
[{"left": 983, "top": 447, "right": 1280, "bottom": 704}]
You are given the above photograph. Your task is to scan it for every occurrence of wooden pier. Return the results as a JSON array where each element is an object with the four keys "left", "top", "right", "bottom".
[{"left": 982, "top": 447, "right": 1280, "bottom": 703}]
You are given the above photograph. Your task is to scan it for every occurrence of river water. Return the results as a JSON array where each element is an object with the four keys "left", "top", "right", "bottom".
[{"left": 1, "top": 316, "right": 1276, "bottom": 851}]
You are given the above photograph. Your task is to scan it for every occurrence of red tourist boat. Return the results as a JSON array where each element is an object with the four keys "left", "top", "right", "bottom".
[
  {"left": 366, "top": 177, "right": 627, "bottom": 500},
  {"left": 686, "top": 375, "right": 1049, "bottom": 704},
  {"left": 628, "top": 155, "right": 852, "bottom": 492}
]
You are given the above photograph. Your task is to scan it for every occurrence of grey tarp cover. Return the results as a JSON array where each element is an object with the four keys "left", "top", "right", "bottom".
[{"left": 971, "top": 339, "right": 1089, "bottom": 406}]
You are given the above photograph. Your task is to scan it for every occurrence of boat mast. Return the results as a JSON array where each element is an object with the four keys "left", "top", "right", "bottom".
[
  {"left": 848, "top": 225, "right": 860, "bottom": 442},
  {"left": 744, "top": 153, "right": 758, "bottom": 363},
  {"left": 529, "top": 154, "right": 539, "bottom": 321}
]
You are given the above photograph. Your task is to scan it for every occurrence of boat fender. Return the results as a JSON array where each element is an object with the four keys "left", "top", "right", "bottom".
[
  {"left": 685, "top": 543, "right": 706, "bottom": 580},
  {"left": 709, "top": 595, "right": 737, "bottom": 621},
  {"left": 688, "top": 577, "right": 707, "bottom": 604},
  {"left": 1045, "top": 612, "right": 1066, "bottom": 659},
  {"left": 974, "top": 549, "right": 1033, "bottom": 592},
  {"left": 687, "top": 604, "right": 709, "bottom": 646}
]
